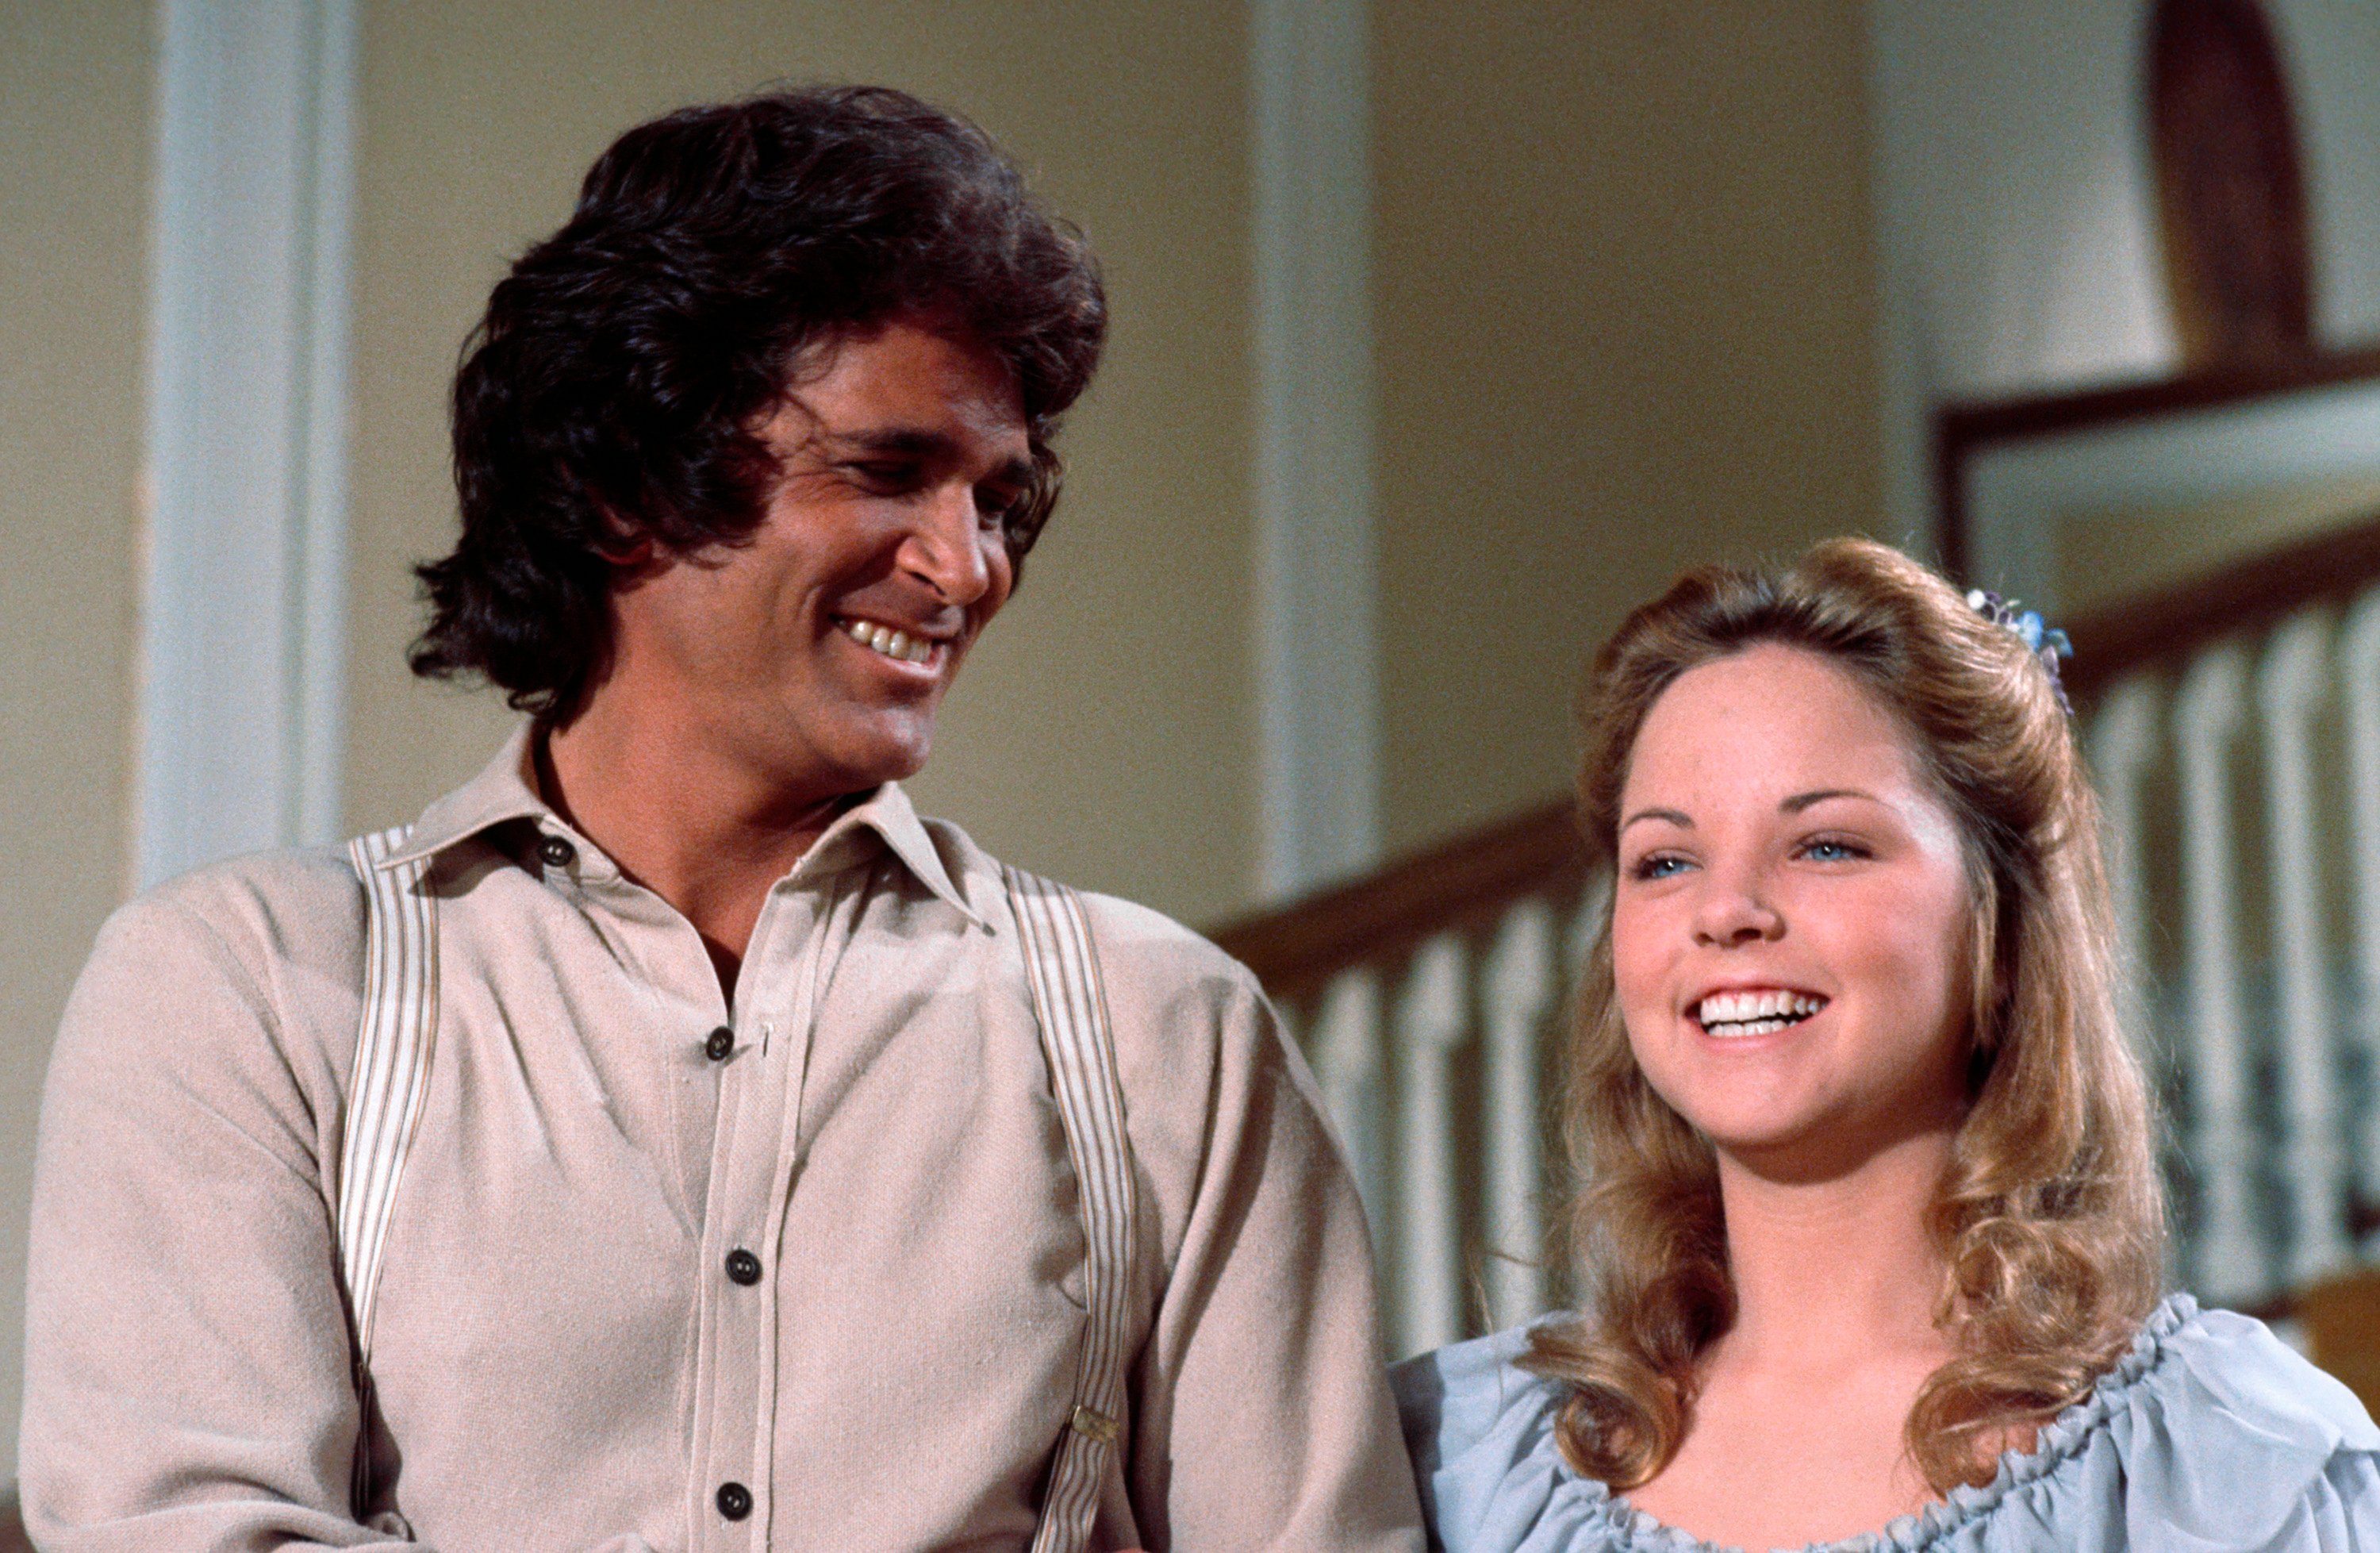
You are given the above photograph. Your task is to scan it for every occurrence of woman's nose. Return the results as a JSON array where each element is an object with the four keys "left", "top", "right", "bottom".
[{"left": 1691, "top": 870, "right": 1783, "bottom": 946}]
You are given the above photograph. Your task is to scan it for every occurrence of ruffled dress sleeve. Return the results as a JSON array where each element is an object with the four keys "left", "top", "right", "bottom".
[
  {"left": 2004, "top": 1295, "right": 2380, "bottom": 1552},
  {"left": 1390, "top": 1322, "right": 1639, "bottom": 1552}
]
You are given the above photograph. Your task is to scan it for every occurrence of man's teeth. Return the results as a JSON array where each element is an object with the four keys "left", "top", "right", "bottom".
[
  {"left": 1695, "top": 990, "right": 1825, "bottom": 1036},
  {"left": 840, "top": 618, "right": 935, "bottom": 664}
]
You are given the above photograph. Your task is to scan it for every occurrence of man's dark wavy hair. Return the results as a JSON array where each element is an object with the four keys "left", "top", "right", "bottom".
[{"left": 410, "top": 85, "right": 1108, "bottom": 721}]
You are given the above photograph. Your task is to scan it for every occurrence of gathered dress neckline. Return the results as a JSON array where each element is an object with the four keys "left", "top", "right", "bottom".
[{"left": 1572, "top": 1294, "right": 2199, "bottom": 1553}]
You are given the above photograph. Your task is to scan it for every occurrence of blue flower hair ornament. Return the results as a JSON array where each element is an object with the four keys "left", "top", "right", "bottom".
[{"left": 1967, "top": 588, "right": 2074, "bottom": 714}]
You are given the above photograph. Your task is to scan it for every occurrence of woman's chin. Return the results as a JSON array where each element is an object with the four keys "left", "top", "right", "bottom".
[
  {"left": 1704, "top": 1106, "right": 1961, "bottom": 1188},
  {"left": 1668, "top": 1082, "right": 1835, "bottom": 1163},
  {"left": 1701, "top": 1119, "right": 1825, "bottom": 1172}
]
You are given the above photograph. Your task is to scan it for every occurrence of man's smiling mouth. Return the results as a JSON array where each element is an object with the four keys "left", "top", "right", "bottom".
[
  {"left": 1694, "top": 989, "right": 1828, "bottom": 1038},
  {"left": 835, "top": 614, "right": 944, "bottom": 667}
]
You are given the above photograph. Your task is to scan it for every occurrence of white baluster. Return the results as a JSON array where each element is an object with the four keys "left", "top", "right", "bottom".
[
  {"left": 1396, "top": 935, "right": 1469, "bottom": 1355},
  {"left": 1569, "top": 881, "right": 1609, "bottom": 974},
  {"left": 2087, "top": 678, "right": 2161, "bottom": 1060},
  {"left": 1483, "top": 900, "right": 1555, "bottom": 1328},
  {"left": 1310, "top": 969, "right": 1388, "bottom": 1234},
  {"left": 2256, "top": 613, "right": 2351, "bottom": 1286},
  {"left": 2172, "top": 644, "right": 2266, "bottom": 1304},
  {"left": 1559, "top": 881, "right": 1610, "bottom": 1208},
  {"left": 2341, "top": 587, "right": 2380, "bottom": 1249}
]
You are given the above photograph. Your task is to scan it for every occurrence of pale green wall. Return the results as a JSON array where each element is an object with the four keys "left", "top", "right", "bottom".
[
  {"left": 1371, "top": 0, "right": 1886, "bottom": 855},
  {"left": 0, "top": 0, "right": 154, "bottom": 1477}
]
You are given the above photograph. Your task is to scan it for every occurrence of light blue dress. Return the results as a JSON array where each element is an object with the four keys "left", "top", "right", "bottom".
[{"left": 1392, "top": 1294, "right": 2380, "bottom": 1551}]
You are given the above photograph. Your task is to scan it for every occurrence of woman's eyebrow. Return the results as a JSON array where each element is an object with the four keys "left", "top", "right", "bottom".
[
  {"left": 1620, "top": 806, "right": 1693, "bottom": 833},
  {"left": 1780, "top": 787, "right": 1880, "bottom": 813}
]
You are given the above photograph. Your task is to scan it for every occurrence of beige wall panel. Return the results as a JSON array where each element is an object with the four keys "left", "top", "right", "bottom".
[
  {"left": 0, "top": 0, "right": 153, "bottom": 1474},
  {"left": 1372, "top": 1, "right": 1883, "bottom": 855},
  {"left": 346, "top": 0, "right": 1256, "bottom": 925}
]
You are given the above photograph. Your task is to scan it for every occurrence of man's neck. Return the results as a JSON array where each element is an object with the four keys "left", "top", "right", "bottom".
[{"left": 539, "top": 699, "right": 855, "bottom": 999}]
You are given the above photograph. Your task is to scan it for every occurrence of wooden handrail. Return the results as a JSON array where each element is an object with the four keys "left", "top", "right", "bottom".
[
  {"left": 1935, "top": 344, "right": 2380, "bottom": 582},
  {"left": 1209, "top": 798, "right": 1590, "bottom": 1004},
  {"left": 2062, "top": 510, "right": 2380, "bottom": 701}
]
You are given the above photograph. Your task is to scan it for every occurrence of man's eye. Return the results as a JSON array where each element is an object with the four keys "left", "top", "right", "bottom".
[
  {"left": 850, "top": 461, "right": 919, "bottom": 490},
  {"left": 975, "top": 490, "right": 1023, "bottom": 529}
]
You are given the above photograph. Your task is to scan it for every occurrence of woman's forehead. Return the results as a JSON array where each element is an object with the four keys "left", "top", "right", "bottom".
[{"left": 1623, "top": 645, "right": 1925, "bottom": 808}]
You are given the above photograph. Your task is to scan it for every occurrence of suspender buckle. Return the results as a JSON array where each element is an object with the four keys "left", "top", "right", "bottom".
[{"left": 1069, "top": 1405, "right": 1120, "bottom": 1444}]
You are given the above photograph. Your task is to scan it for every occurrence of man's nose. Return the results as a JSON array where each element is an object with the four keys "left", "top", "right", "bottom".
[
  {"left": 1691, "top": 867, "right": 1783, "bottom": 946},
  {"left": 902, "top": 483, "right": 994, "bottom": 606}
]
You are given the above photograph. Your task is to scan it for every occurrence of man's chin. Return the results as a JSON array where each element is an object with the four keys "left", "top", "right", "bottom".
[
  {"left": 727, "top": 703, "right": 940, "bottom": 802},
  {"left": 812, "top": 726, "right": 935, "bottom": 794}
]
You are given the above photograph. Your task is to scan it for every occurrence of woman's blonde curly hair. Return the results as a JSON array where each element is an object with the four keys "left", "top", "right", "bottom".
[{"left": 1525, "top": 537, "right": 2165, "bottom": 1495}]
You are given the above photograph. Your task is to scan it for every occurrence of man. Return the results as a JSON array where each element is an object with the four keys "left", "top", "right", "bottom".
[{"left": 21, "top": 87, "right": 1423, "bottom": 1551}]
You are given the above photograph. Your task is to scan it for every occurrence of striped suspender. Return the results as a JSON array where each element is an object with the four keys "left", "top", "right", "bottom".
[
  {"left": 1005, "top": 866, "right": 1142, "bottom": 1553},
  {"left": 340, "top": 825, "right": 439, "bottom": 1515},
  {"left": 333, "top": 840, "right": 1137, "bottom": 1542}
]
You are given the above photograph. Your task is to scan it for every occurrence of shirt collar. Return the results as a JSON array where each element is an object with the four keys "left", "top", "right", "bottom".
[
  {"left": 385, "top": 722, "right": 547, "bottom": 866},
  {"left": 810, "top": 779, "right": 985, "bottom": 928},
  {"left": 380, "top": 722, "right": 985, "bottom": 928}
]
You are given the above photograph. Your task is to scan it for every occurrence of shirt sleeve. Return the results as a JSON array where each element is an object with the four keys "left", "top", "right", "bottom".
[
  {"left": 16, "top": 878, "right": 659, "bottom": 1553},
  {"left": 1100, "top": 915, "right": 1427, "bottom": 1552}
]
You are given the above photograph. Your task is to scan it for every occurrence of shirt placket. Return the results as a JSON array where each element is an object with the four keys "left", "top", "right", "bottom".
[{"left": 685, "top": 865, "right": 866, "bottom": 1551}]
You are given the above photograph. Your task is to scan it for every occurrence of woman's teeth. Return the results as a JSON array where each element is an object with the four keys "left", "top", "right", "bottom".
[
  {"left": 840, "top": 617, "right": 935, "bottom": 665},
  {"left": 1695, "top": 990, "right": 1825, "bottom": 1038}
]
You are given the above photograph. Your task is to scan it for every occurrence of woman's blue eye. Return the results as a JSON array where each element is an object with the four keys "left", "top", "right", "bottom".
[
  {"left": 1802, "top": 839, "right": 1862, "bottom": 862},
  {"left": 1633, "top": 855, "right": 1688, "bottom": 880}
]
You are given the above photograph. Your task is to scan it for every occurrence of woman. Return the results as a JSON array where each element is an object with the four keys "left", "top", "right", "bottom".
[{"left": 1395, "top": 539, "right": 2380, "bottom": 1551}]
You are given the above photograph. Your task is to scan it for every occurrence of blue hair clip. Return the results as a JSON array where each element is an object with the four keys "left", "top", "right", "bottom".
[{"left": 1967, "top": 588, "right": 2073, "bottom": 713}]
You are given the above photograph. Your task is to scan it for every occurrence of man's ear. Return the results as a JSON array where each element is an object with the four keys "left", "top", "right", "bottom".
[
  {"left": 599, "top": 535, "right": 658, "bottom": 570},
  {"left": 590, "top": 505, "right": 660, "bottom": 576}
]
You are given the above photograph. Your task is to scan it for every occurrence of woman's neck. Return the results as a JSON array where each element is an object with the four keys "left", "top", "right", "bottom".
[
  {"left": 1624, "top": 1126, "right": 1964, "bottom": 1548},
  {"left": 1714, "top": 1124, "right": 1958, "bottom": 1373}
]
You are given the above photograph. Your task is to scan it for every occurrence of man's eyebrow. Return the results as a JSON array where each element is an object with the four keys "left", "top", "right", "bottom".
[
  {"left": 818, "top": 427, "right": 1033, "bottom": 483},
  {"left": 1620, "top": 807, "right": 1693, "bottom": 833},
  {"left": 1781, "top": 788, "right": 1879, "bottom": 813},
  {"left": 818, "top": 426, "right": 958, "bottom": 457}
]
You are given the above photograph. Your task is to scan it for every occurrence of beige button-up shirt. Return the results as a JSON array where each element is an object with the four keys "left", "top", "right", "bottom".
[{"left": 21, "top": 731, "right": 1424, "bottom": 1551}]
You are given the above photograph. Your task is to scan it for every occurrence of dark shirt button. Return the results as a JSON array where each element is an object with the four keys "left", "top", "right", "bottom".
[
  {"left": 716, "top": 1482, "right": 752, "bottom": 1521},
  {"left": 536, "top": 834, "right": 576, "bottom": 869},
  {"left": 725, "top": 1247, "right": 762, "bottom": 1286},
  {"left": 704, "top": 1025, "right": 734, "bottom": 1062}
]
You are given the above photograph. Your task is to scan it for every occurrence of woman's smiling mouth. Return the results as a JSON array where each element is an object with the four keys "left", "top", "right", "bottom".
[{"left": 1693, "top": 988, "right": 1829, "bottom": 1038}]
